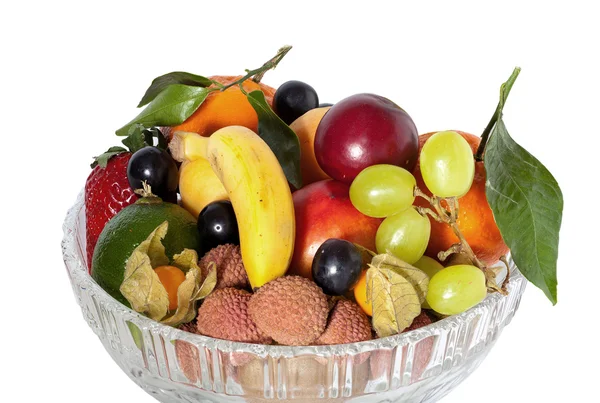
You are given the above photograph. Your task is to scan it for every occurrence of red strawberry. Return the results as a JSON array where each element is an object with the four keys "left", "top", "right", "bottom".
[{"left": 85, "top": 152, "right": 137, "bottom": 272}]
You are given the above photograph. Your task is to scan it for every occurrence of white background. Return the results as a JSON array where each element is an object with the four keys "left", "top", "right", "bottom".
[{"left": 1, "top": 0, "right": 598, "bottom": 402}]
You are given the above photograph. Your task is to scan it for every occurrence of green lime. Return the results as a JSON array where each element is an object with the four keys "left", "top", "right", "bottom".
[{"left": 91, "top": 197, "right": 200, "bottom": 306}]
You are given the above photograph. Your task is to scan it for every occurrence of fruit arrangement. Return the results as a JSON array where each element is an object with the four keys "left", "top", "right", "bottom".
[{"left": 85, "top": 46, "right": 562, "bottom": 354}]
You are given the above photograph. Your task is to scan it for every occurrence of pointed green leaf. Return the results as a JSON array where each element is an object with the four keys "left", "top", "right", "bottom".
[
  {"left": 116, "top": 85, "right": 216, "bottom": 136},
  {"left": 91, "top": 146, "right": 127, "bottom": 168},
  {"left": 138, "top": 72, "right": 214, "bottom": 107},
  {"left": 121, "top": 125, "right": 147, "bottom": 153},
  {"left": 245, "top": 90, "right": 302, "bottom": 189},
  {"left": 484, "top": 119, "right": 562, "bottom": 304}
]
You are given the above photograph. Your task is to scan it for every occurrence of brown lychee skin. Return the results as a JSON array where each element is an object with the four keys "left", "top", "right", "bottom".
[
  {"left": 248, "top": 276, "right": 329, "bottom": 346},
  {"left": 316, "top": 300, "right": 372, "bottom": 345},
  {"left": 196, "top": 288, "right": 271, "bottom": 344},
  {"left": 200, "top": 244, "right": 249, "bottom": 290}
]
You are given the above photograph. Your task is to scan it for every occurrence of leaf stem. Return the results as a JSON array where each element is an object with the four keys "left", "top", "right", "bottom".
[
  {"left": 474, "top": 67, "right": 521, "bottom": 161},
  {"left": 220, "top": 45, "right": 292, "bottom": 92}
]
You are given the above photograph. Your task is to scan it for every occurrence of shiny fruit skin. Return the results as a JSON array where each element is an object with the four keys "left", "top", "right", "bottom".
[
  {"left": 289, "top": 107, "right": 332, "bottom": 185},
  {"left": 289, "top": 180, "right": 383, "bottom": 279},
  {"left": 350, "top": 164, "right": 416, "bottom": 218},
  {"left": 274, "top": 80, "right": 319, "bottom": 124},
  {"left": 426, "top": 264, "right": 487, "bottom": 315},
  {"left": 91, "top": 199, "right": 200, "bottom": 306},
  {"left": 419, "top": 130, "right": 475, "bottom": 198},
  {"left": 154, "top": 265, "right": 186, "bottom": 310},
  {"left": 414, "top": 131, "right": 509, "bottom": 265},
  {"left": 85, "top": 152, "right": 137, "bottom": 272},
  {"left": 312, "top": 239, "right": 363, "bottom": 296},
  {"left": 207, "top": 126, "right": 295, "bottom": 289},
  {"left": 314, "top": 93, "right": 418, "bottom": 184},
  {"left": 197, "top": 201, "right": 240, "bottom": 255},
  {"left": 413, "top": 256, "right": 444, "bottom": 280},
  {"left": 354, "top": 270, "right": 372, "bottom": 316},
  {"left": 376, "top": 208, "right": 431, "bottom": 265},
  {"left": 163, "top": 75, "right": 276, "bottom": 139},
  {"left": 127, "top": 147, "right": 179, "bottom": 199},
  {"left": 179, "top": 158, "right": 228, "bottom": 218},
  {"left": 413, "top": 256, "right": 444, "bottom": 309}
]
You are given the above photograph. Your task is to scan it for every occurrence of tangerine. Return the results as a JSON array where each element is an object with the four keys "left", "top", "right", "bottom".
[
  {"left": 163, "top": 75, "right": 276, "bottom": 139},
  {"left": 413, "top": 131, "right": 508, "bottom": 266}
]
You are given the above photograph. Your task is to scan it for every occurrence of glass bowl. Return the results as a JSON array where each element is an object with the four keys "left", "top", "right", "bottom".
[{"left": 62, "top": 190, "right": 527, "bottom": 403}]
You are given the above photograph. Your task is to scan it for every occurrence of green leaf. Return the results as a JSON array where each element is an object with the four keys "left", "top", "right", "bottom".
[
  {"left": 91, "top": 146, "right": 127, "bottom": 168},
  {"left": 138, "top": 72, "right": 214, "bottom": 107},
  {"left": 121, "top": 125, "right": 147, "bottom": 153},
  {"left": 245, "top": 90, "right": 303, "bottom": 189},
  {"left": 484, "top": 119, "right": 563, "bottom": 304},
  {"left": 116, "top": 85, "right": 216, "bottom": 136}
]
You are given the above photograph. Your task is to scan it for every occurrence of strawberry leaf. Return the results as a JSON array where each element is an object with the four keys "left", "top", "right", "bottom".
[
  {"left": 116, "top": 85, "right": 216, "bottom": 136},
  {"left": 485, "top": 119, "right": 563, "bottom": 304},
  {"left": 246, "top": 90, "right": 302, "bottom": 189},
  {"left": 138, "top": 72, "right": 214, "bottom": 107},
  {"left": 91, "top": 146, "right": 127, "bottom": 168}
]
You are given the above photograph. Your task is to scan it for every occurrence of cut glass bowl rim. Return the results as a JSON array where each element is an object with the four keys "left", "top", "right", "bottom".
[{"left": 62, "top": 189, "right": 525, "bottom": 357}]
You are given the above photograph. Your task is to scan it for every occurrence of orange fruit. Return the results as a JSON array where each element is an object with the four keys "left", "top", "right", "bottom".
[
  {"left": 163, "top": 75, "right": 276, "bottom": 139},
  {"left": 353, "top": 270, "right": 372, "bottom": 316},
  {"left": 289, "top": 107, "right": 332, "bottom": 185},
  {"left": 154, "top": 265, "right": 186, "bottom": 311},
  {"left": 413, "top": 131, "right": 508, "bottom": 266}
]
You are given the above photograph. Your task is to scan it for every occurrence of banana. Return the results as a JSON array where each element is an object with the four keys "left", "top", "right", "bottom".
[
  {"left": 169, "top": 131, "right": 210, "bottom": 162},
  {"left": 207, "top": 126, "right": 295, "bottom": 289},
  {"left": 179, "top": 158, "right": 228, "bottom": 218}
]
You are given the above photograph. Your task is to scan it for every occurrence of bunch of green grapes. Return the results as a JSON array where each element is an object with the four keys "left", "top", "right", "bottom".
[
  {"left": 350, "top": 164, "right": 430, "bottom": 264},
  {"left": 350, "top": 130, "right": 488, "bottom": 315}
]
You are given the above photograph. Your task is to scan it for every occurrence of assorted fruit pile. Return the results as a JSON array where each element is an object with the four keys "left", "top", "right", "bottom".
[{"left": 85, "top": 46, "right": 563, "bottom": 347}]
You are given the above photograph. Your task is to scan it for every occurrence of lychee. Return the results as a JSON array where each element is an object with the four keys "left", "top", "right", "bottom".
[
  {"left": 248, "top": 276, "right": 329, "bottom": 346},
  {"left": 316, "top": 299, "right": 372, "bottom": 345},
  {"left": 196, "top": 288, "right": 271, "bottom": 344},
  {"left": 200, "top": 244, "right": 249, "bottom": 289}
]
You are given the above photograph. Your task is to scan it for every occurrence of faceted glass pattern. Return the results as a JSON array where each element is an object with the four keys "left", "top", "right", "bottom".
[{"left": 62, "top": 191, "right": 527, "bottom": 402}]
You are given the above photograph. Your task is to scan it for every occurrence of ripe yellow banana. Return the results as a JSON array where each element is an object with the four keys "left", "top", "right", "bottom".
[
  {"left": 207, "top": 126, "right": 295, "bottom": 289},
  {"left": 179, "top": 158, "right": 228, "bottom": 218}
]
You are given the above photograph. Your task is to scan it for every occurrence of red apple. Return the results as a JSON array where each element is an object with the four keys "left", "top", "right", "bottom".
[
  {"left": 289, "top": 180, "right": 383, "bottom": 279},
  {"left": 314, "top": 93, "right": 418, "bottom": 184}
]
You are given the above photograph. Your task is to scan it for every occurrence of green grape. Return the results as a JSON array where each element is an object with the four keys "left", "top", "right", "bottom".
[
  {"left": 426, "top": 264, "right": 487, "bottom": 315},
  {"left": 349, "top": 164, "right": 416, "bottom": 218},
  {"left": 419, "top": 130, "right": 475, "bottom": 198},
  {"left": 413, "top": 256, "right": 444, "bottom": 309},
  {"left": 375, "top": 207, "right": 430, "bottom": 264}
]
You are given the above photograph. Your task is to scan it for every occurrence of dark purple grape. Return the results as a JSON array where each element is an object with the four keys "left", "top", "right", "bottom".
[
  {"left": 127, "top": 147, "right": 178, "bottom": 199},
  {"left": 197, "top": 201, "right": 239, "bottom": 254},
  {"left": 312, "top": 239, "right": 363, "bottom": 295},
  {"left": 274, "top": 80, "right": 319, "bottom": 124}
]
